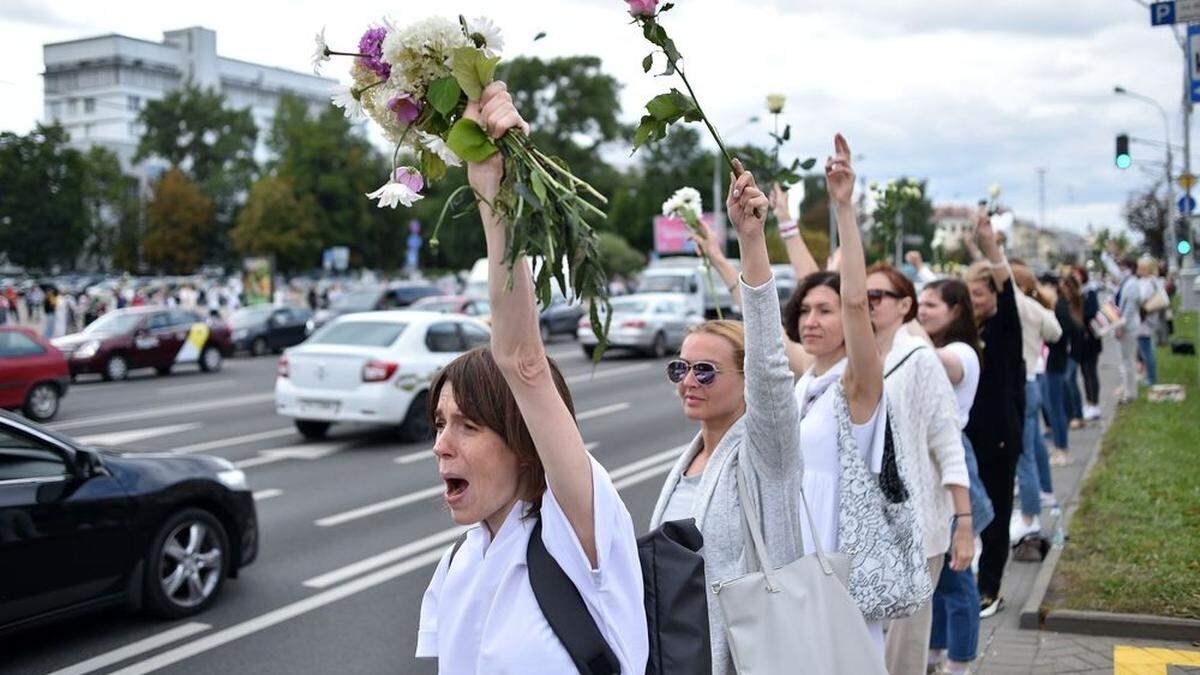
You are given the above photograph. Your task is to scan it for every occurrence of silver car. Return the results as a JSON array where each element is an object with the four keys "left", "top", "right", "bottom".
[{"left": 577, "top": 293, "right": 702, "bottom": 359}]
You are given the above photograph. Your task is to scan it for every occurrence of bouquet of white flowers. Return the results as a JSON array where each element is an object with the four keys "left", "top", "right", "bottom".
[
  {"left": 662, "top": 186, "right": 723, "bottom": 319},
  {"left": 316, "top": 15, "right": 612, "bottom": 349}
]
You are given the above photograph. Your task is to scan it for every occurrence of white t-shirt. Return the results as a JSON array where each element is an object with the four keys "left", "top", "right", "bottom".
[
  {"left": 942, "top": 341, "right": 980, "bottom": 430},
  {"left": 416, "top": 456, "right": 648, "bottom": 674}
]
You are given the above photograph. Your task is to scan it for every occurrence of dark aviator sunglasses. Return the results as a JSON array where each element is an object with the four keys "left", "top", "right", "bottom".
[{"left": 666, "top": 359, "right": 738, "bottom": 387}]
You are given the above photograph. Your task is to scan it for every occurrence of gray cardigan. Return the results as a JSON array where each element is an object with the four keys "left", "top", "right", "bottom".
[{"left": 649, "top": 276, "right": 804, "bottom": 675}]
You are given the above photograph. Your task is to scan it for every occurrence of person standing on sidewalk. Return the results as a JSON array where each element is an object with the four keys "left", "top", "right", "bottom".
[
  {"left": 1072, "top": 266, "right": 1104, "bottom": 421},
  {"left": 1101, "top": 242, "right": 1147, "bottom": 403},
  {"left": 964, "top": 211, "right": 1025, "bottom": 618},
  {"left": 865, "top": 263, "right": 973, "bottom": 675},
  {"left": 1060, "top": 272, "right": 1088, "bottom": 428},
  {"left": 415, "top": 82, "right": 648, "bottom": 674},
  {"left": 1135, "top": 258, "right": 1164, "bottom": 387},
  {"left": 1047, "top": 272, "right": 1083, "bottom": 466},
  {"left": 918, "top": 278, "right": 994, "bottom": 675}
]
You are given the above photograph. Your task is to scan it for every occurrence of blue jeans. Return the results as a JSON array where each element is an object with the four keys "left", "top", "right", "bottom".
[
  {"left": 1137, "top": 335, "right": 1158, "bottom": 385},
  {"left": 962, "top": 434, "right": 993, "bottom": 534},
  {"left": 1043, "top": 371, "right": 1069, "bottom": 450},
  {"left": 930, "top": 553, "right": 980, "bottom": 663},
  {"left": 1064, "top": 358, "right": 1083, "bottom": 420},
  {"left": 42, "top": 312, "right": 55, "bottom": 339},
  {"left": 1018, "top": 378, "right": 1053, "bottom": 517}
]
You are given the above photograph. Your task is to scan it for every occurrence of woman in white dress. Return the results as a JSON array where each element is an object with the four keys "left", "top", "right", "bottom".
[{"left": 415, "top": 82, "right": 648, "bottom": 674}]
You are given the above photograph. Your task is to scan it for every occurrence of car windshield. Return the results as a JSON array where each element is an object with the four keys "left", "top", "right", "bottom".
[
  {"left": 639, "top": 276, "right": 687, "bottom": 293},
  {"left": 308, "top": 321, "right": 406, "bottom": 347},
  {"left": 83, "top": 312, "right": 142, "bottom": 335},
  {"left": 230, "top": 306, "right": 274, "bottom": 327},
  {"left": 331, "top": 290, "right": 381, "bottom": 312},
  {"left": 473, "top": 300, "right": 490, "bottom": 314},
  {"left": 610, "top": 299, "right": 649, "bottom": 314}
]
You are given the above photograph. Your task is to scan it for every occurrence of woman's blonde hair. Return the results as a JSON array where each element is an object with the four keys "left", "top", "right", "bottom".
[
  {"left": 687, "top": 320, "right": 745, "bottom": 370},
  {"left": 1137, "top": 257, "right": 1159, "bottom": 277},
  {"left": 965, "top": 261, "right": 997, "bottom": 293}
]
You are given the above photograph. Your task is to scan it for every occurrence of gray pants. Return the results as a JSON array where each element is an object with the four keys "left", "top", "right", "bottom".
[{"left": 884, "top": 555, "right": 945, "bottom": 674}]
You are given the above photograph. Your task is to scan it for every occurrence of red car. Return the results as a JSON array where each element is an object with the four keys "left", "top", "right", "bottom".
[
  {"left": 51, "top": 307, "right": 235, "bottom": 381},
  {"left": 0, "top": 327, "right": 70, "bottom": 421}
]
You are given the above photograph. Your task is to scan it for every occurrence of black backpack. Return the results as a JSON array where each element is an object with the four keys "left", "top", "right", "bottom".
[{"left": 447, "top": 515, "right": 710, "bottom": 675}]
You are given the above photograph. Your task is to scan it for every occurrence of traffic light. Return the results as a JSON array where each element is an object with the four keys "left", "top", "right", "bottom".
[
  {"left": 1116, "top": 134, "right": 1131, "bottom": 169},
  {"left": 1179, "top": 240, "right": 1192, "bottom": 256}
]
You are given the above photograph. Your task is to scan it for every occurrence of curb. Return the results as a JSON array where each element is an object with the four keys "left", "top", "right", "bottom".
[{"left": 1018, "top": 386, "right": 1200, "bottom": 642}]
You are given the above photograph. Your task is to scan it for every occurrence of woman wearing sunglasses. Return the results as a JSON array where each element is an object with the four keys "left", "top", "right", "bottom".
[{"left": 864, "top": 263, "right": 971, "bottom": 674}]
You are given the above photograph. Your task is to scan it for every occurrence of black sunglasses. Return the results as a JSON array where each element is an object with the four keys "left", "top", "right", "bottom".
[
  {"left": 666, "top": 359, "right": 736, "bottom": 386},
  {"left": 867, "top": 289, "right": 906, "bottom": 305}
]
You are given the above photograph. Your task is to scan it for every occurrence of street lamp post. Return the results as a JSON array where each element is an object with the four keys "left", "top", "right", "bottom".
[{"left": 1115, "top": 85, "right": 1177, "bottom": 271}]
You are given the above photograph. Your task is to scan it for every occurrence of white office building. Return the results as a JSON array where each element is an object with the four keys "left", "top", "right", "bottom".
[{"left": 42, "top": 26, "right": 336, "bottom": 180}]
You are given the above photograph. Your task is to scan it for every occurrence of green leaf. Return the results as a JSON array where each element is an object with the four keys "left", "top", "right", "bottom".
[
  {"left": 782, "top": 125, "right": 791, "bottom": 142},
  {"left": 632, "top": 115, "right": 667, "bottom": 150},
  {"left": 645, "top": 89, "right": 697, "bottom": 123},
  {"left": 530, "top": 171, "right": 548, "bottom": 205},
  {"left": 642, "top": 53, "right": 653, "bottom": 73},
  {"left": 451, "top": 48, "right": 500, "bottom": 101},
  {"left": 534, "top": 31, "right": 547, "bottom": 41},
  {"left": 446, "top": 118, "right": 499, "bottom": 163},
  {"left": 661, "top": 2, "right": 675, "bottom": 11},
  {"left": 421, "top": 150, "right": 447, "bottom": 182},
  {"left": 799, "top": 157, "right": 817, "bottom": 171},
  {"left": 427, "top": 77, "right": 461, "bottom": 117}
]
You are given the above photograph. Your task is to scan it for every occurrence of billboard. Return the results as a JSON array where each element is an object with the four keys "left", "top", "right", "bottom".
[{"left": 653, "top": 212, "right": 726, "bottom": 254}]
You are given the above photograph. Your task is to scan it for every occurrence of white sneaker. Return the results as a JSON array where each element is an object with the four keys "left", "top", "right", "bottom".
[
  {"left": 1010, "top": 512, "right": 1041, "bottom": 543},
  {"left": 1083, "top": 404, "right": 1101, "bottom": 421},
  {"left": 1040, "top": 491, "right": 1059, "bottom": 509}
]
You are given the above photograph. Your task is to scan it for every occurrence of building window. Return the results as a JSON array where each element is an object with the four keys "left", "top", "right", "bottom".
[
  {"left": 128, "top": 122, "right": 138, "bottom": 137},
  {"left": 127, "top": 95, "right": 140, "bottom": 111},
  {"left": 67, "top": 98, "right": 78, "bottom": 115},
  {"left": 48, "top": 101, "right": 61, "bottom": 119},
  {"left": 83, "top": 97, "right": 96, "bottom": 114}
]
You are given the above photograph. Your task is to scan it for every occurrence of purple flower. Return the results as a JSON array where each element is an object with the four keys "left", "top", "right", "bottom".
[
  {"left": 393, "top": 166, "right": 424, "bottom": 193},
  {"left": 356, "top": 26, "right": 390, "bottom": 79},
  {"left": 387, "top": 93, "right": 421, "bottom": 125}
]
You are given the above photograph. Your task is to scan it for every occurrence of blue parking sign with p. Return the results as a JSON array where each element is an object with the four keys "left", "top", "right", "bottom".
[{"left": 1152, "top": 1, "right": 1176, "bottom": 25}]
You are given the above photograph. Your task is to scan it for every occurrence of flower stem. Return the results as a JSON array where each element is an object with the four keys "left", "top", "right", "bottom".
[
  {"left": 671, "top": 63, "right": 735, "bottom": 173},
  {"left": 325, "top": 49, "right": 370, "bottom": 58},
  {"left": 525, "top": 144, "right": 608, "bottom": 204}
]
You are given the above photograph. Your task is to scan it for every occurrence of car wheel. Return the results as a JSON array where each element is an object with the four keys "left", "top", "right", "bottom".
[
  {"left": 103, "top": 354, "right": 128, "bottom": 381},
  {"left": 295, "top": 420, "right": 330, "bottom": 440},
  {"left": 539, "top": 322, "right": 551, "bottom": 343},
  {"left": 143, "top": 508, "right": 229, "bottom": 619},
  {"left": 581, "top": 345, "right": 596, "bottom": 359},
  {"left": 155, "top": 365, "right": 172, "bottom": 376},
  {"left": 199, "top": 345, "right": 223, "bottom": 372},
  {"left": 647, "top": 332, "right": 667, "bottom": 359},
  {"left": 398, "top": 391, "right": 432, "bottom": 442},
  {"left": 251, "top": 337, "right": 267, "bottom": 357},
  {"left": 23, "top": 383, "right": 60, "bottom": 421}
]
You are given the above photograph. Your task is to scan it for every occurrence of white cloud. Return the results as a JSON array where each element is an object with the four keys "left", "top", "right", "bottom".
[{"left": 0, "top": 0, "right": 1187, "bottom": 235}]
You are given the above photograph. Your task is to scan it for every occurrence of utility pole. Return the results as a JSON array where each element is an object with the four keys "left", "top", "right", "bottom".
[
  {"left": 893, "top": 209, "right": 903, "bottom": 267},
  {"left": 1038, "top": 167, "right": 1047, "bottom": 229}
]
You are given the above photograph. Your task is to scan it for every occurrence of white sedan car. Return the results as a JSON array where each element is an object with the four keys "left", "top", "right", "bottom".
[{"left": 274, "top": 311, "right": 490, "bottom": 441}]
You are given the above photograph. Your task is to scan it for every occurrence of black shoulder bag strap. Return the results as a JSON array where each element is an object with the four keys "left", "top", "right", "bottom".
[
  {"left": 527, "top": 516, "right": 621, "bottom": 675},
  {"left": 878, "top": 346, "right": 924, "bottom": 503}
]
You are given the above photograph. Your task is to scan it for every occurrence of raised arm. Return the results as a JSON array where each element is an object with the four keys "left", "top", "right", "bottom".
[
  {"left": 974, "top": 209, "right": 1011, "bottom": 289},
  {"left": 772, "top": 183, "right": 820, "bottom": 279},
  {"left": 727, "top": 160, "right": 802, "bottom": 475},
  {"left": 828, "top": 134, "right": 882, "bottom": 423},
  {"left": 687, "top": 218, "right": 742, "bottom": 307},
  {"left": 467, "top": 83, "right": 598, "bottom": 565}
]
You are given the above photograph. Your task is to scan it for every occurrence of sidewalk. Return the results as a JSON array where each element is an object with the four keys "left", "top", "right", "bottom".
[{"left": 975, "top": 345, "right": 1200, "bottom": 674}]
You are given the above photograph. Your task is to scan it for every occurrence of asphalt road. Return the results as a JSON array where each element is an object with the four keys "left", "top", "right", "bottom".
[{"left": 1, "top": 338, "right": 696, "bottom": 675}]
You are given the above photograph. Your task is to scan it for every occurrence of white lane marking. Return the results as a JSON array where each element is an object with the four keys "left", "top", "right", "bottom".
[
  {"left": 575, "top": 402, "right": 629, "bottom": 421},
  {"left": 314, "top": 485, "right": 444, "bottom": 527},
  {"left": 302, "top": 526, "right": 468, "bottom": 589},
  {"left": 392, "top": 440, "right": 599, "bottom": 467},
  {"left": 233, "top": 443, "right": 342, "bottom": 469},
  {"left": 107, "top": 550, "right": 447, "bottom": 675},
  {"left": 51, "top": 393, "right": 275, "bottom": 431},
  {"left": 613, "top": 459, "right": 678, "bottom": 490},
  {"left": 608, "top": 444, "right": 686, "bottom": 480},
  {"left": 45, "top": 622, "right": 210, "bottom": 675},
  {"left": 564, "top": 362, "right": 652, "bottom": 385},
  {"left": 76, "top": 423, "right": 202, "bottom": 447},
  {"left": 111, "top": 441, "right": 693, "bottom": 673},
  {"left": 252, "top": 489, "right": 283, "bottom": 501},
  {"left": 170, "top": 427, "right": 296, "bottom": 455},
  {"left": 156, "top": 380, "right": 235, "bottom": 394}
]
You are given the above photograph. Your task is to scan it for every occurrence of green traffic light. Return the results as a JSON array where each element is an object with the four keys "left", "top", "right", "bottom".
[
  {"left": 1116, "top": 154, "right": 1132, "bottom": 169},
  {"left": 1179, "top": 240, "right": 1193, "bottom": 255}
]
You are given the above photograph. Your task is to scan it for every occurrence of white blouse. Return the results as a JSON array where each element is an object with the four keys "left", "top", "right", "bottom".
[{"left": 416, "top": 456, "right": 648, "bottom": 674}]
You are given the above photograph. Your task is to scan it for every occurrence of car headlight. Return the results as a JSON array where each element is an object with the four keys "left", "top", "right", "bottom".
[
  {"left": 216, "top": 469, "right": 248, "bottom": 491},
  {"left": 74, "top": 340, "right": 101, "bottom": 359}
]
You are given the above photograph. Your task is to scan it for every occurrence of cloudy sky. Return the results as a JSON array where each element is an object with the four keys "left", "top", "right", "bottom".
[{"left": 0, "top": 0, "right": 1188, "bottom": 234}]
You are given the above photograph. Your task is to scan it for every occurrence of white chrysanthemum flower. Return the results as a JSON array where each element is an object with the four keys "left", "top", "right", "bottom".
[
  {"left": 466, "top": 16, "right": 505, "bottom": 57},
  {"left": 382, "top": 16, "right": 469, "bottom": 94},
  {"left": 331, "top": 85, "right": 364, "bottom": 121},
  {"left": 663, "top": 186, "right": 703, "bottom": 219},
  {"left": 417, "top": 131, "right": 462, "bottom": 167},
  {"left": 366, "top": 179, "right": 423, "bottom": 209},
  {"left": 312, "top": 27, "right": 330, "bottom": 74}
]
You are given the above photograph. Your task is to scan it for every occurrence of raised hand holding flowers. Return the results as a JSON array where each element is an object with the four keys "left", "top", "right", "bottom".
[{"left": 663, "top": 186, "right": 723, "bottom": 319}]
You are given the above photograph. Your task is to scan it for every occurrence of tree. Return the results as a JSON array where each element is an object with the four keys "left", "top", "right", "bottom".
[
  {"left": 796, "top": 174, "right": 833, "bottom": 266},
  {"left": 80, "top": 146, "right": 139, "bottom": 270},
  {"left": 869, "top": 177, "right": 934, "bottom": 263},
  {"left": 143, "top": 169, "right": 216, "bottom": 273},
  {"left": 596, "top": 231, "right": 645, "bottom": 279},
  {"left": 0, "top": 124, "right": 90, "bottom": 269},
  {"left": 135, "top": 84, "right": 258, "bottom": 259},
  {"left": 1123, "top": 187, "right": 1167, "bottom": 258},
  {"left": 232, "top": 175, "right": 320, "bottom": 274}
]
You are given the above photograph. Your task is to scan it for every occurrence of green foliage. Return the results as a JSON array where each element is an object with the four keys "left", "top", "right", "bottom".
[
  {"left": 452, "top": 47, "right": 501, "bottom": 101},
  {"left": 446, "top": 118, "right": 499, "bottom": 163},
  {"left": 797, "top": 174, "right": 833, "bottom": 265},
  {"left": 80, "top": 146, "right": 139, "bottom": 271},
  {"left": 596, "top": 231, "right": 646, "bottom": 279},
  {"left": 1123, "top": 186, "right": 1167, "bottom": 258},
  {"left": 870, "top": 177, "right": 935, "bottom": 262},
  {"left": 0, "top": 124, "right": 90, "bottom": 269},
  {"left": 427, "top": 76, "right": 463, "bottom": 116},
  {"left": 143, "top": 169, "right": 216, "bottom": 274},
  {"left": 231, "top": 175, "right": 320, "bottom": 273}
]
